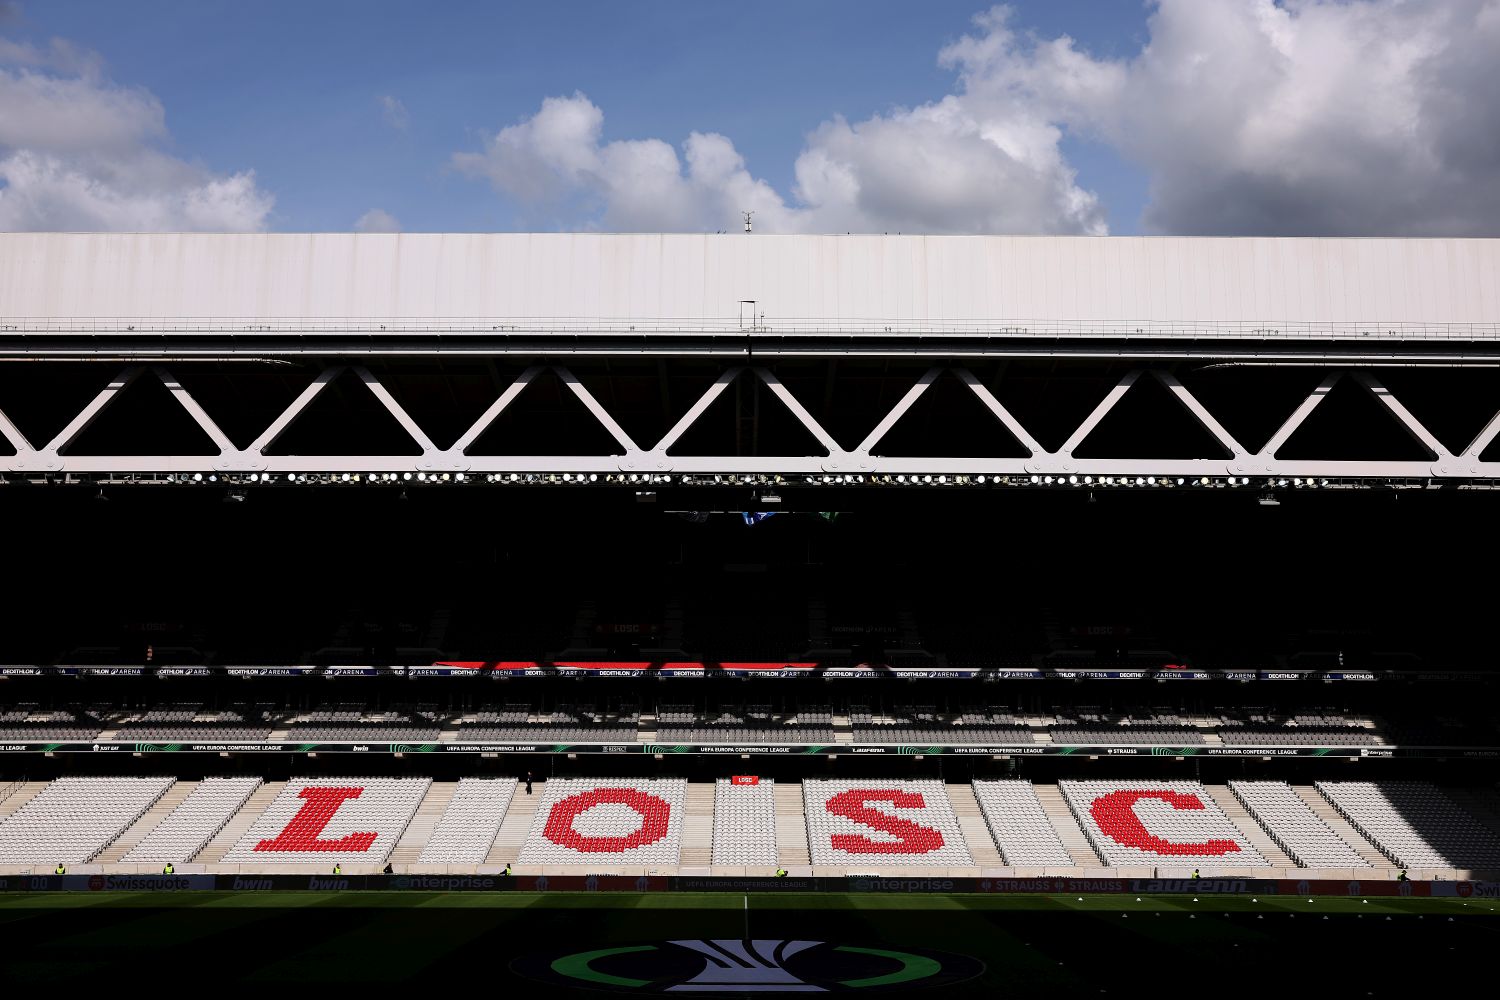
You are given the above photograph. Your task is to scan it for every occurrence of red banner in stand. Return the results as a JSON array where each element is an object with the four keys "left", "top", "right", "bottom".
[{"left": 731, "top": 775, "right": 760, "bottom": 785}]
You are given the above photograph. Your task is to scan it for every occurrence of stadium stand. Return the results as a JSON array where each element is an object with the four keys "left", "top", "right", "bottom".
[
  {"left": 1049, "top": 712, "right": 1207, "bottom": 746},
  {"left": 122, "top": 777, "right": 263, "bottom": 863},
  {"left": 0, "top": 777, "right": 173, "bottom": 863},
  {"left": 0, "top": 706, "right": 102, "bottom": 742},
  {"left": 2, "top": 692, "right": 1475, "bottom": 752},
  {"left": 802, "top": 779, "right": 973, "bottom": 866},
  {"left": 711, "top": 778, "right": 778, "bottom": 866},
  {"left": 1219, "top": 710, "right": 1388, "bottom": 746},
  {"left": 517, "top": 778, "right": 686, "bottom": 865},
  {"left": 1315, "top": 780, "right": 1500, "bottom": 870},
  {"left": 850, "top": 705, "right": 1031, "bottom": 744},
  {"left": 460, "top": 704, "right": 638, "bottom": 743},
  {"left": 417, "top": 778, "right": 517, "bottom": 864},
  {"left": 654, "top": 702, "right": 836, "bottom": 745},
  {"left": 113, "top": 705, "right": 273, "bottom": 742},
  {"left": 283, "top": 706, "right": 441, "bottom": 743},
  {"left": 219, "top": 777, "right": 431, "bottom": 864},
  {"left": 1060, "top": 779, "right": 1269, "bottom": 867},
  {"left": 971, "top": 780, "right": 1075, "bottom": 867},
  {"left": 1227, "top": 780, "right": 1370, "bottom": 868}
]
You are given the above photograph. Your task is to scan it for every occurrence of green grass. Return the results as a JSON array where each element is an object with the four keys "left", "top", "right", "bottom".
[{"left": 1, "top": 892, "right": 1494, "bottom": 991}]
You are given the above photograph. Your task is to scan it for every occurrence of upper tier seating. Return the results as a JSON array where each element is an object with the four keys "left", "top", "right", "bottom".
[
  {"left": 802, "top": 779, "right": 973, "bottom": 866},
  {"left": 1060, "top": 779, "right": 1269, "bottom": 867},
  {"left": 1049, "top": 713, "right": 1207, "bottom": 746},
  {"left": 220, "top": 777, "right": 430, "bottom": 864},
  {"left": 0, "top": 706, "right": 101, "bottom": 742},
  {"left": 1315, "top": 780, "right": 1500, "bottom": 869},
  {"left": 123, "top": 777, "right": 263, "bottom": 863},
  {"left": 0, "top": 776, "right": 173, "bottom": 862},
  {"left": 1220, "top": 710, "right": 1388, "bottom": 746},
  {"left": 851, "top": 723, "right": 1033, "bottom": 744},
  {"left": 1227, "top": 780, "right": 1369, "bottom": 868},
  {"left": 712, "top": 778, "right": 777, "bottom": 866},
  {"left": 656, "top": 725, "right": 837, "bottom": 744},
  {"left": 972, "top": 780, "right": 1075, "bottom": 866},
  {"left": 417, "top": 778, "right": 517, "bottom": 864},
  {"left": 518, "top": 778, "right": 687, "bottom": 865}
]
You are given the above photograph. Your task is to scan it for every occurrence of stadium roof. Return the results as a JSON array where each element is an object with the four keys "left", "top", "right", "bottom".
[{"left": 1, "top": 233, "right": 1497, "bottom": 341}]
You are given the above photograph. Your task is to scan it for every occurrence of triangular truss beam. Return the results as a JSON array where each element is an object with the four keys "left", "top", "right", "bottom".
[{"left": 0, "top": 364, "right": 1491, "bottom": 478}]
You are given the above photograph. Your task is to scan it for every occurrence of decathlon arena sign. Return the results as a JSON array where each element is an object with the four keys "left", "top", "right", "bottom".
[{"left": 515, "top": 939, "right": 984, "bottom": 993}]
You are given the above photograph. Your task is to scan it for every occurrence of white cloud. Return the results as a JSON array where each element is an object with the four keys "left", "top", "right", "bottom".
[
  {"left": 453, "top": 1, "right": 1500, "bottom": 236},
  {"left": 942, "top": 0, "right": 1500, "bottom": 236},
  {"left": 0, "top": 34, "right": 272, "bottom": 231},
  {"left": 378, "top": 94, "right": 408, "bottom": 131},
  {"left": 355, "top": 207, "right": 401, "bottom": 232},
  {"left": 453, "top": 80, "right": 1106, "bottom": 234}
]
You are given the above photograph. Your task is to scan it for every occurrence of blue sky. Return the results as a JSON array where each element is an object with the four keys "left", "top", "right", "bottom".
[{"left": 1, "top": 1, "right": 1497, "bottom": 236}]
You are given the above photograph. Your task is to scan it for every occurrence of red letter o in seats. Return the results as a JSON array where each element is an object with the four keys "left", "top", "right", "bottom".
[
  {"left": 1088, "top": 789, "right": 1240, "bottom": 856},
  {"left": 543, "top": 788, "right": 672, "bottom": 852}
]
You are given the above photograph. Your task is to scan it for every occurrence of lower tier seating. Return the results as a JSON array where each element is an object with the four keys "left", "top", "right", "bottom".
[
  {"left": 1228, "top": 780, "right": 1369, "bottom": 868},
  {"left": 1061, "top": 779, "right": 1269, "bottom": 867},
  {"left": 972, "top": 779, "right": 1075, "bottom": 866},
  {"left": 712, "top": 778, "right": 777, "bottom": 865},
  {"left": 518, "top": 778, "right": 686, "bottom": 865},
  {"left": 0, "top": 776, "right": 173, "bottom": 863},
  {"left": 124, "top": 777, "right": 263, "bottom": 863},
  {"left": 220, "top": 777, "right": 431, "bottom": 864},
  {"left": 803, "top": 779, "right": 973, "bottom": 866},
  {"left": 418, "top": 778, "right": 517, "bottom": 864},
  {"left": 1316, "top": 780, "right": 1500, "bottom": 869}
]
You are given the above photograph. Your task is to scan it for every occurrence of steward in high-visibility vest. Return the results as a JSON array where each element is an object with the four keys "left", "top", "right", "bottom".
[
  {"left": 163, "top": 863, "right": 175, "bottom": 875},
  {"left": 54, "top": 863, "right": 66, "bottom": 875},
  {"left": 332, "top": 864, "right": 342, "bottom": 875}
]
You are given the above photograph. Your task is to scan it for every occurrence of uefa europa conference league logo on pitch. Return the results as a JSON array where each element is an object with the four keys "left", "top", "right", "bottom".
[{"left": 515, "top": 938, "right": 983, "bottom": 993}]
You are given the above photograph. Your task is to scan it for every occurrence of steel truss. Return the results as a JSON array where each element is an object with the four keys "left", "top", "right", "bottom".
[{"left": 2, "top": 363, "right": 1497, "bottom": 479}]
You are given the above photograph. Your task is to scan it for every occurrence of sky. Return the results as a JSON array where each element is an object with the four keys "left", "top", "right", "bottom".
[{"left": 1, "top": 0, "right": 1497, "bottom": 236}]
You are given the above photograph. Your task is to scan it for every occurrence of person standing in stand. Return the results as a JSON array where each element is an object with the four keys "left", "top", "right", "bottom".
[{"left": 525, "top": 771, "right": 534, "bottom": 795}]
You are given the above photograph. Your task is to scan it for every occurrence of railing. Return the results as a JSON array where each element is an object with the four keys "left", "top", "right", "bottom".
[{"left": 3, "top": 317, "right": 1500, "bottom": 340}]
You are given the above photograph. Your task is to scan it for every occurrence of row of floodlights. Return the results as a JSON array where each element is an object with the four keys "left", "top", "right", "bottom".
[
  {"left": 162, "top": 472, "right": 470, "bottom": 483},
  {"left": 1027, "top": 475, "right": 1331, "bottom": 488},
  {"left": 148, "top": 472, "right": 1333, "bottom": 488}
]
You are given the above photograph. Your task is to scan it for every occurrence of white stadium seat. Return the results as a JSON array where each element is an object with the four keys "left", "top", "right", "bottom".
[
  {"left": 417, "top": 778, "right": 517, "bottom": 864},
  {"left": 0, "top": 776, "right": 174, "bottom": 863},
  {"left": 124, "top": 777, "right": 263, "bottom": 863},
  {"left": 712, "top": 778, "right": 777, "bottom": 866},
  {"left": 1228, "top": 780, "right": 1369, "bottom": 868},
  {"left": 972, "top": 780, "right": 1074, "bottom": 866},
  {"left": 1315, "top": 780, "right": 1500, "bottom": 869}
]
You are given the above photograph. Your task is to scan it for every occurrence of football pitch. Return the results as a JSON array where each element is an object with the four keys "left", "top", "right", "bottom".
[{"left": 1, "top": 892, "right": 1494, "bottom": 993}]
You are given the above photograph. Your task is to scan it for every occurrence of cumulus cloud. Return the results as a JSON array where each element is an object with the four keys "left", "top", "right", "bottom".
[
  {"left": 354, "top": 207, "right": 401, "bottom": 232},
  {"left": 0, "top": 32, "right": 272, "bottom": 231},
  {"left": 453, "top": 80, "right": 1106, "bottom": 235},
  {"left": 959, "top": 0, "right": 1500, "bottom": 236},
  {"left": 453, "top": 1, "right": 1500, "bottom": 236},
  {"left": 378, "top": 94, "right": 408, "bottom": 131}
]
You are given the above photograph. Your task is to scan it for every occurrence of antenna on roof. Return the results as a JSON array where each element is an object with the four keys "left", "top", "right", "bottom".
[{"left": 742, "top": 211, "right": 754, "bottom": 234}]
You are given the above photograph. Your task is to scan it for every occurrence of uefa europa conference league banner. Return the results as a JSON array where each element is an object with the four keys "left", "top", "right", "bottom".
[
  {"left": 2, "top": 874, "right": 1496, "bottom": 897},
  {"left": 1, "top": 741, "right": 1494, "bottom": 757}
]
